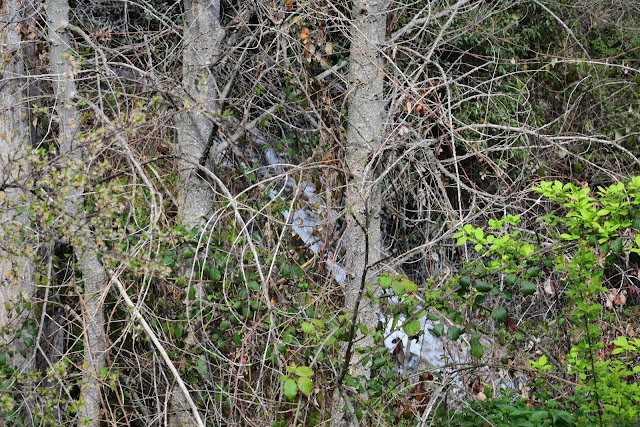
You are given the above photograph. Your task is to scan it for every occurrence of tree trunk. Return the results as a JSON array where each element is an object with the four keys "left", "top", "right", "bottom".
[
  {"left": 0, "top": 0, "right": 35, "bottom": 373},
  {"left": 177, "top": 0, "right": 223, "bottom": 229},
  {"left": 46, "top": 0, "right": 107, "bottom": 425},
  {"left": 331, "top": 1, "right": 387, "bottom": 426},
  {"left": 0, "top": 1, "right": 36, "bottom": 422},
  {"left": 170, "top": 1, "right": 224, "bottom": 425}
]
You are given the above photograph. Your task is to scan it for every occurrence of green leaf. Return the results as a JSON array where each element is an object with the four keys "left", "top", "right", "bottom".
[
  {"left": 283, "top": 379, "right": 298, "bottom": 399},
  {"left": 500, "top": 288, "right": 513, "bottom": 301},
  {"left": 521, "top": 281, "right": 537, "bottom": 296},
  {"left": 188, "top": 286, "right": 195, "bottom": 300},
  {"left": 447, "top": 326, "right": 462, "bottom": 341},
  {"left": 295, "top": 366, "right": 314, "bottom": 377},
  {"left": 492, "top": 307, "right": 508, "bottom": 323},
  {"left": 372, "top": 357, "right": 386, "bottom": 370},
  {"left": 208, "top": 268, "right": 221, "bottom": 281},
  {"left": 402, "top": 320, "right": 421, "bottom": 337},
  {"left": 182, "top": 248, "right": 194, "bottom": 259},
  {"left": 474, "top": 280, "right": 492, "bottom": 293},
  {"left": 280, "top": 264, "right": 291, "bottom": 278},
  {"left": 470, "top": 335, "right": 484, "bottom": 359},
  {"left": 0, "top": 354, "right": 5, "bottom": 366},
  {"left": 163, "top": 250, "right": 176, "bottom": 268},
  {"left": 401, "top": 276, "right": 418, "bottom": 293},
  {"left": 392, "top": 280, "right": 405, "bottom": 296},
  {"left": 503, "top": 274, "right": 517, "bottom": 287},
  {"left": 613, "top": 336, "right": 628, "bottom": 346},
  {"left": 530, "top": 411, "right": 549, "bottom": 422},
  {"left": 379, "top": 276, "right": 392, "bottom": 289},
  {"left": 174, "top": 322, "right": 183, "bottom": 339},
  {"left": 430, "top": 324, "right": 444, "bottom": 337},
  {"left": 526, "top": 267, "right": 540, "bottom": 278},
  {"left": 232, "top": 332, "right": 241, "bottom": 345},
  {"left": 194, "top": 359, "right": 207, "bottom": 376},
  {"left": 300, "top": 322, "right": 316, "bottom": 335},
  {"left": 611, "top": 237, "right": 623, "bottom": 253},
  {"left": 292, "top": 264, "right": 304, "bottom": 277},
  {"left": 459, "top": 276, "right": 471, "bottom": 289},
  {"left": 297, "top": 376, "right": 312, "bottom": 396}
]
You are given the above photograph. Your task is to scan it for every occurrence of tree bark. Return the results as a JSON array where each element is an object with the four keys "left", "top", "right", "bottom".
[
  {"left": 0, "top": 1, "right": 36, "bottom": 422},
  {"left": 331, "top": 1, "right": 387, "bottom": 426},
  {"left": 0, "top": 0, "right": 35, "bottom": 373},
  {"left": 46, "top": 0, "right": 107, "bottom": 425},
  {"left": 177, "top": 0, "right": 223, "bottom": 228},
  {"left": 170, "top": 1, "right": 224, "bottom": 425}
]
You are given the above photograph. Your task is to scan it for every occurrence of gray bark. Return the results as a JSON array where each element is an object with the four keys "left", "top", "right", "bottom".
[
  {"left": 0, "top": 0, "right": 35, "bottom": 373},
  {"left": 171, "top": 1, "right": 224, "bottom": 425},
  {"left": 46, "top": 0, "right": 107, "bottom": 425},
  {"left": 177, "top": 0, "right": 223, "bottom": 229},
  {"left": 331, "top": 1, "right": 387, "bottom": 426},
  {"left": 0, "top": 2, "right": 35, "bottom": 422}
]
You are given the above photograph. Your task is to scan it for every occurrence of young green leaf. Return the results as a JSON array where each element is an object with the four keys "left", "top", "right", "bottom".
[
  {"left": 295, "top": 366, "right": 314, "bottom": 377},
  {"left": 402, "top": 319, "right": 421, "bottom": 337},
  {"left": 283, "top": 379, "right": 298, "bottom": 399},
  {"left": 297, "top": 376, "right": 312, "bottom": 396},
  {"left": 300, "top": 322, "right": 316, "bottom": 335}
]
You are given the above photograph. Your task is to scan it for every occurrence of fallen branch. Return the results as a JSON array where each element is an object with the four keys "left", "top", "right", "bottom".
[{"left": 107, "top": 271, "right": 205, "bottom": 427}]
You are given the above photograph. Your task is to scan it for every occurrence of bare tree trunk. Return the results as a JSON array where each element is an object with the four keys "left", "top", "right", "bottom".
[
  {"left": 331, "top": 0, "right": 387, "bottom": 425},
  {"left": 46, "top": 0, "right": 107, "bottom": 425},
  {"left": 170, "top": 1, "right": 224, "bottom": 425},
  {"left": 0, "top": 0, "right": 35, "bottom": 372},
  {"left": 0, "top": 1, "right": 36, "bottom": 422},
  {"left": 177, "top": 0, "right": 223, "bottom": 228}
]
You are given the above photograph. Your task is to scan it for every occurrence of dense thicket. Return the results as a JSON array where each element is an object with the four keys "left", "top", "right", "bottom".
[{"left": 0, "top": 0, "right": 638, "bottom": 425}]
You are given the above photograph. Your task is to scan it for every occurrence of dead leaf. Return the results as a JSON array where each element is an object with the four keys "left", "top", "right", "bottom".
[
  {"left": 300, "top": 27, "right": 310, "bottom": 40},
  {"left": 324, "top": 42, "right": 333, "bottom": 55},
  {"left": 543, "top": 276, "right": 554, "bottom": 294},
  {"left": 17, "top": 25, "right": 27, "bottom": 40},
  {"left": 614, "top": 290, "right": 627, "bottom": 306},
  {"left": 505, "top": 316, "right": 516, "bottom": 334},
  {"left": 605, "top": 289, "right": 626, "bottom": 309},
  {"left": 626, "top": 324, "right": 635, "bottom": 337}
]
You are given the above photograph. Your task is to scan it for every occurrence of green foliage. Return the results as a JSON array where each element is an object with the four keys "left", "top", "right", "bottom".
[
  {"left": 444, "top": 387, "right": 576, "bottom": 426},
  {"left": 450, "top": 179, "right": 640, "bottom": 425},
  {"left": 281, "top": 363, "right": 314, "bottom": 399}
]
